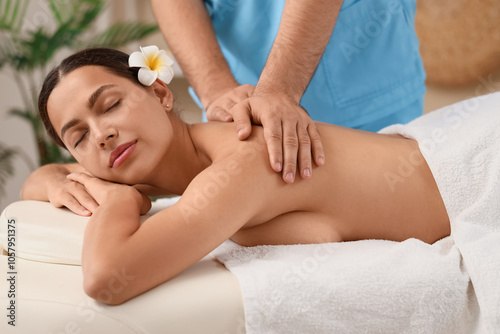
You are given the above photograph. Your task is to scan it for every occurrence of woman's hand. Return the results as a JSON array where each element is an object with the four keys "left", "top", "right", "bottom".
[
  {"left": 46, "top": 174, "right": 99, "bottom": 217},
  {"left": 66, "top": 173, "right": 152, "bottom": 215},
  {"left": 20, "top": 163, "right": 100, "bottom": 217}
]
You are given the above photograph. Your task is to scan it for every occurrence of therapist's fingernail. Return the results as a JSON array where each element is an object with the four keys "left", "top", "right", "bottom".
[
  {"left": 275, "top": 162, "right": 282, "bottom": 171},
  {"left": 303, "top": 168, "right": 311, "bottom": 177},
  {"left": 318, "top": 156, "right": 325, "bottom": 165},
  {"left": 285, "top": 172, "right": 294, "bottom": 183}
]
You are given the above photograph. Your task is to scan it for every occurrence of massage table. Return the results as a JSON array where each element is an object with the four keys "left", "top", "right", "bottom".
[
  {"left": 0, "top": 198, "right": 482, "bottom": 334},
  {"left": 0, "top": 200, "right": 245, "bottom": 334},
  {"left": 3, "top": 94, "right": 500, "bottom": 333}
]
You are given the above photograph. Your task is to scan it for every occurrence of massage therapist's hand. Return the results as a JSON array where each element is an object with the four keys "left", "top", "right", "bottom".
[
  {"left": 230, "top": 91, "right": 325, "bottom": 184},
  {"left": 205, "top": 84, "right": 254, "bottom": 122},
  {"left": 66, "top": 173, "right": 152, "bottom": 216}
]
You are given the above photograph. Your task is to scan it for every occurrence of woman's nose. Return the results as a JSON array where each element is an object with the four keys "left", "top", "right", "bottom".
[
  {"left": 95, "top": 126, "right": 118, "bottom": 149},
  {"left": 99, "top": 134, "right": 115, "bottom": 148}
]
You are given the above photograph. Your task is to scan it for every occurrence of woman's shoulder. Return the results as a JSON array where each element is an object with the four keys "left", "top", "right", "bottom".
[{"left": 190, "top": 122, "right": 268, "bottom": 162}]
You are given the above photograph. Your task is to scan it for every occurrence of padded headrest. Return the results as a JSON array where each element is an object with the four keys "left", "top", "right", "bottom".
[{"left": 0, "top": 200, "right": 149, "bottom": 265}]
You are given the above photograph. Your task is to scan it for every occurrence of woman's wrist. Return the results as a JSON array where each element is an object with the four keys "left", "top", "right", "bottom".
[{"left": 21, "top": 163, "right": 69, "bottom": 200}]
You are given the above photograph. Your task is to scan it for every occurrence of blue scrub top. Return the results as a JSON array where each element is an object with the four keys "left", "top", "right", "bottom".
[{"left": 194, "top": 0, "right": 426, "bottom": 131}]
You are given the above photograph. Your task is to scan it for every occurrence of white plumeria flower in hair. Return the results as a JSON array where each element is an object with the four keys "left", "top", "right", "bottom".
[{"left": 128, "top": 45, "right": 175, "bottom": 86}]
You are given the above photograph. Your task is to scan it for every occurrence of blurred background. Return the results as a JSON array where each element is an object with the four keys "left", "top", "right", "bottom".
[{"left": 0, "top": 0, "right": 499, "bottom": 211}]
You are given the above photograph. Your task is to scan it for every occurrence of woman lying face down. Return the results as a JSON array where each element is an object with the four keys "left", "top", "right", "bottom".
[{"left": 25, "top": 48, "right": 450, "bottom": 305}]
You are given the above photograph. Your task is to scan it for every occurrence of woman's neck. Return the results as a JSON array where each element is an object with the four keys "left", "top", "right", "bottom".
[{"left": 143, "top": 114, "right": 212, "bottom": 195}]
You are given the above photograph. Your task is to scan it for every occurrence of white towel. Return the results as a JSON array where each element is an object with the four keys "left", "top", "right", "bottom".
[
  {"left": 210, "top": 92, "right": 500, "bottom": 333},
  {"left": 380, "top": 92, "right": 500, "bottom": 331},
  {"left": 211, "top": 238, "right": 477, "bottom": 333}
]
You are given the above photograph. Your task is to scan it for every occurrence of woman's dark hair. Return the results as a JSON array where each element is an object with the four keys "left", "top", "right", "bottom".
[{"left": 38, "top": 48, "right": 142, "bottom": 148}]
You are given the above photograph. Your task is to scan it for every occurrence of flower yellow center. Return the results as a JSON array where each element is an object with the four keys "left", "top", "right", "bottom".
[{"left": 146, "top": 54, "right": 162, "bottom": 71}]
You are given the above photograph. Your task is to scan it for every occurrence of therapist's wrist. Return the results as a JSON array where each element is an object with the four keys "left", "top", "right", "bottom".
[{"left": 254, "top": 80, "right": 303, "bottom": 105}]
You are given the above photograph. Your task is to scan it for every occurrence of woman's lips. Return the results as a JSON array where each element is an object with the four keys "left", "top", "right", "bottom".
[{"left": 109, "top": 141, "right": 136, "bottom": 168}]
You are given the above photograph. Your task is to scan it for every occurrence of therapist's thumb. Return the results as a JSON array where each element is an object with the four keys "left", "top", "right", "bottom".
[{"left": 231, "top": 100, "right": 253, "bottom": 140}]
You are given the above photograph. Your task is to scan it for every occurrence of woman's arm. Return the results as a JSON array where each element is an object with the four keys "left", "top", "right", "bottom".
[
  {"left": 70, "top": 155, "right": 267, "bottom": 305},
  {"left": 20, "top": 163, "right": 97, "bottom": 216},
  {"left": 21, "top": 163, "right": 157, "bottom": 215}
]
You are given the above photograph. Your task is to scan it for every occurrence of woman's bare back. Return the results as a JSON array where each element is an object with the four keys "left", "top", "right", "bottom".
[{"left": 189, "top": 122, "right": 450, "bottom": 246}]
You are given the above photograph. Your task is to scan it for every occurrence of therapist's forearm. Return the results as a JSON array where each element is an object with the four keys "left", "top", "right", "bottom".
[
  {"left": 150, "top": 0, "right": 238, "bottom": 108},
  {"left": 256, "top": 0, "right": 343, "bottom": 102}
]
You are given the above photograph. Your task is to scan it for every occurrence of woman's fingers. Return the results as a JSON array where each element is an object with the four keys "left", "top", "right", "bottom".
[
  {"left": 66, "top": 171, "right": 94, "bottom": 184},
  {"left": 51, "top": 193, "right": 91, "bottom": 216},
  {"left": 67, "top": 172, "right": 147, "bottom": 215},
  {"left": 140, "top": 192, "right": 152, "bottom": 215},
  {"left": 49, "top": 180, "right": 97, "bottom": 216},
  {"left": 71, "top": 189, "right": 99, "bottom": 214}
]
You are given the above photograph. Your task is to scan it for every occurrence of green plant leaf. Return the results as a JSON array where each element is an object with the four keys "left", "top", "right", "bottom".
[
  {"left": 47, "top": 0, "right": 63, "bottom": 25},
  {"left": 0, "top": 142, "right": 18, "bottom": 198},
  {"left": 71, "top": 0, "right": 102, "bottom": 29},
  {"left": 0, "top": 0, "right": 29, "bottom": 33},
  {"left": 9, "top": 108, "right": 33, "bottom": 122}
]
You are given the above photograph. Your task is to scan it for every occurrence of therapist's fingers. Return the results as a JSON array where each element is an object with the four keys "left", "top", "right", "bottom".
[
  {"left": 260, "top": 114, "right": 284, "bottom": 173},
  {"left": 281, "top": 119, "right": 299, "bottom": 183},
  {"left": 297, "top": 122, "right": 312, "bottom": 179},
  {"left": 205, "top": 85, "right": 255, "bottom": 123},
  {"left": 231, "top": 99, "right": 253, "bottom": 140},
  {"left": 206, "top": 105, "right": 233, "bottom": 122},
  {"left": 308, "top": 122, "right": 325, "bottom": 167}
]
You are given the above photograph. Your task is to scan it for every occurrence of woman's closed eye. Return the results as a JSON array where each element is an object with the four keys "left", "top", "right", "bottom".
[
  {"left": 73, "top": 100, "right": 121, "bottom": 148},
  {"left": 106, "top": 99, "right": 121, "bottom": 112},
  {"left": 74, "top": 131, "right": 87, "bottom": 148}
]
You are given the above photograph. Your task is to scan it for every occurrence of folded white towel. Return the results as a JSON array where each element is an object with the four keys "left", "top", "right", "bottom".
[
  {"left": 211, "top": 237, "right": 477, "bottom": 333},
  {"left": 381, "top": 91, "right": 500, "bottom": 331},
  {"left": 211, "top": 92, "right": 500, "bottom": 333}
]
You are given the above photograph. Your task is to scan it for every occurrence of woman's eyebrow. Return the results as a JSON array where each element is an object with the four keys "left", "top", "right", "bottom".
[
  {"left": 87, "top": 84, "right": 117, "bottom": 109},
  {"left": 60, "top": 118, "right": 81, "bottom": 140},
  {"left": 60, "top": 84, "right": 117, "bottom": 140}
]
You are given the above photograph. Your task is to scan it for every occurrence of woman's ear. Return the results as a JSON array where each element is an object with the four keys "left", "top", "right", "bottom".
[{"left": 151, "top": 79, "right": 173, "bottom": 111}]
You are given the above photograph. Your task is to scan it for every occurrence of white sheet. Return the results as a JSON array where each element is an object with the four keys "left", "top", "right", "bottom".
[
  {"left": 211, "top": 237, "right": 478, "bottom": 333},
  {"left": 211, "top": 92, "right": 500, "bottom": 333},
  {"left": 381, "top": 91, "right": 500, "bottom": 331}
]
